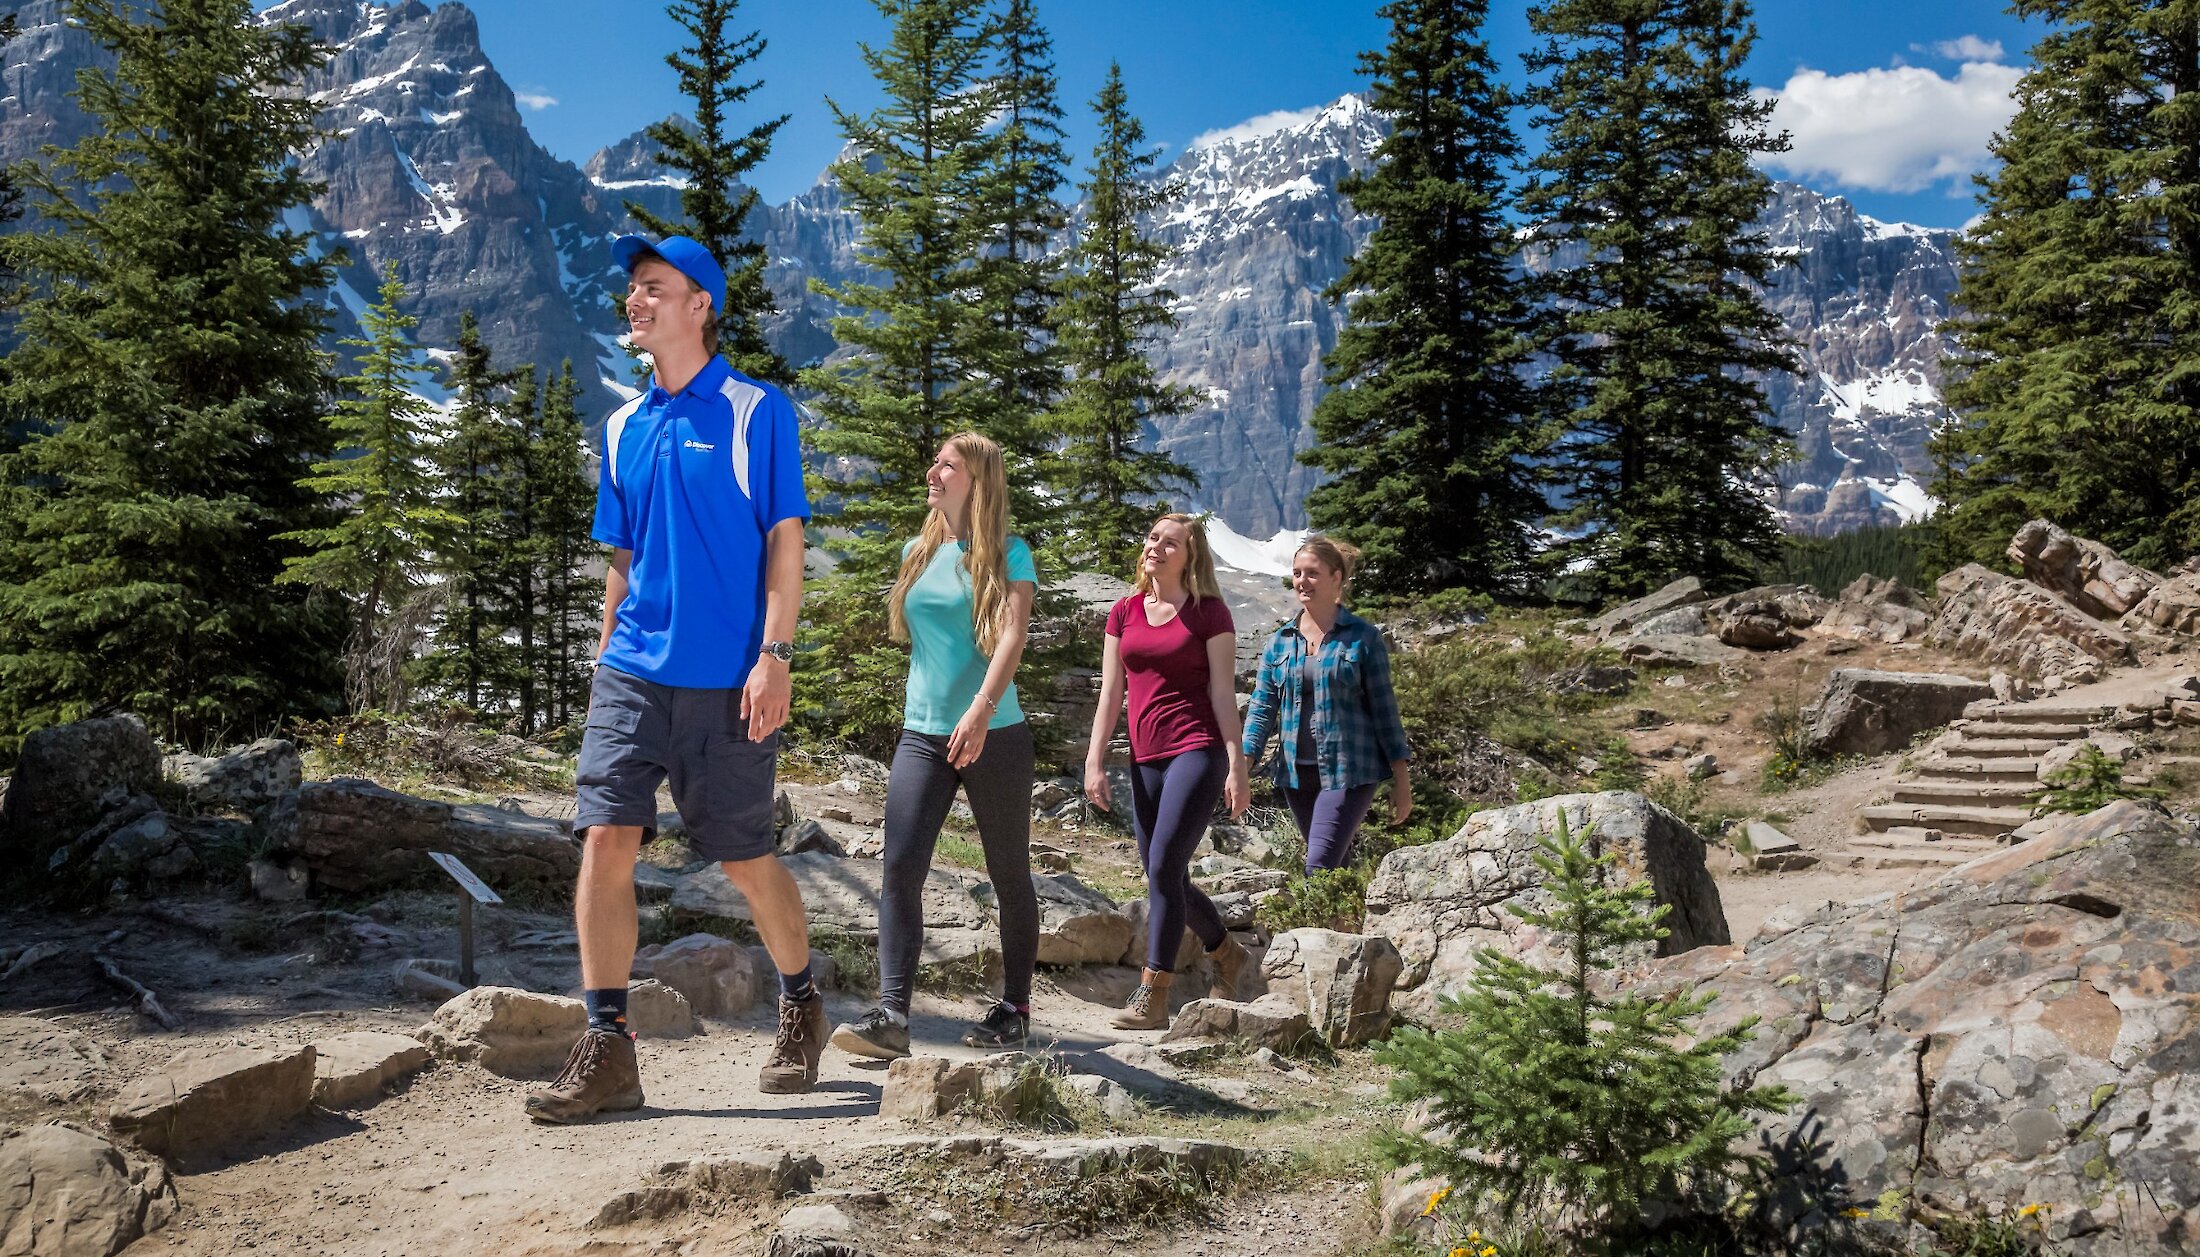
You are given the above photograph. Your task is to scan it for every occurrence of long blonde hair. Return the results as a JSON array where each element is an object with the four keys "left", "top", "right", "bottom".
[
  {"left": 888, "top": 432, "right": 1016, "bottom": 655},
  {"left": 1133, "top": 512, "right": 1223, "bottom": 606}
]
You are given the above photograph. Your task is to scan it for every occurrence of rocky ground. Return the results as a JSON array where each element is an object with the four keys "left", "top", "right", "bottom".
[{"left": 6, "top": 518, "right": 2200, "bottom": 1256}]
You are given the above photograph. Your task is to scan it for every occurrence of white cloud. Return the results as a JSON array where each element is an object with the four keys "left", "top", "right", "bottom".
[
  {"left": 1925, "top": 35, "right": 2005, "bottom": 62},
  {"left": 1756, "top": 60, "right": 2022, "bottom": 193},
  {"left": 514, "top": 91, "right": 558, "bottom": 111},
  {"left": 1187, "top": 105, "right": 1323, "bottom": 152}
]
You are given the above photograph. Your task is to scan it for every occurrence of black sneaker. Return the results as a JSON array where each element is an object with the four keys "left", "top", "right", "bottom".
[
  {"left": 831, "top": 1007, "right": 912, "bottom": 1060},
  {"left": 962, "top": 1001, "right": 1030, "bottom": 1049}
]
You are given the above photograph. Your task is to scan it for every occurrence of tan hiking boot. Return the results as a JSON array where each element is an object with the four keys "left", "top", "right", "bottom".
[
  {"left": 524, "top": 1028, "right": 643, "bottom": 1123},
  {"left": 1206, "top": 933, "right": 1252, "bottom": 1002},
  {"left": 1110, "top": 969, "right": 1173, "bottom": 1031},
  {"left": 759, "top": 995, "right": 827, "bottom": 1094}
]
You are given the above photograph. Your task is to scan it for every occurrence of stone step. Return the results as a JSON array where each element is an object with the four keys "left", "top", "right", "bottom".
[
  {"left": 1850, "top": 827, "right": 2002, "bottom": 852},
  {"left": 1835, "top": 843, "right": 1991, "bottom": 871},
  {"left": 1959, "top": 721, "right": 2092, "bottom": 743},
  {"left": 1947, "top": 737, "right": 2065, "bottom": 758},
  {"left": 1914, "top": 757, "right": 2043, "bottom": 781},
  {"left": 1891, "top": 781, "right": 2039, "bottom": 807},
  {"left": 1960, "top": 701, "right": 2118, "bottom": 724},
  {"left": 1862, "top": 803, "right": 2037, "bottom": 838}
]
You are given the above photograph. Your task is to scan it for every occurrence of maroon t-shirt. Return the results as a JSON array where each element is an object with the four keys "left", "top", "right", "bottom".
[{"left": 1106, "top": 593, "right": 1237, "bottom": 762}]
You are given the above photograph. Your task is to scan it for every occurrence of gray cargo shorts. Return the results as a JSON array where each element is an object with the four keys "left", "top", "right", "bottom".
[{"left": 574, "top": 663, "right": 779, "bottom": 863}]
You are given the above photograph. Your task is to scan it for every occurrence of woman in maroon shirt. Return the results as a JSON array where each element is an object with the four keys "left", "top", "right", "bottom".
[{"left": 1084, "top": 513, "right": 1253, "bottom": 1031}]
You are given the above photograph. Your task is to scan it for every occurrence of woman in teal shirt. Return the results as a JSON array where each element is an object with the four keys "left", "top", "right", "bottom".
[{"left": 832, "top": 432, "right": 1040, "bottom": 1059}]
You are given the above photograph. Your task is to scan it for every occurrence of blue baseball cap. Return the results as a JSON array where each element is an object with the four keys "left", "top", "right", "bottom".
[{"left": 611, "top": 234, "right": 726, "bottom": 314}]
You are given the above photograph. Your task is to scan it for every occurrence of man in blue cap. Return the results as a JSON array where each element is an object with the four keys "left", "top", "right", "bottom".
[{"left": 527, "top": 235, "right": 823, "bottom": 1122}]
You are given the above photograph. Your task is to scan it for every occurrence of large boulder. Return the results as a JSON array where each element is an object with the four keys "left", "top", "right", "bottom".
[
  {"left": 1649, "top": 802, "right": 2200, "bottom": 1253},
  {"left": 1800, "top": 668, "right": 1995, "bottom": 758},
  {"left": 1162, "top": 993, "right": 1316, "bottom": 1052},
  {"left": 1705, "top": 584, "right": 1830, "bottom": 629},
  {"left": 0, "top": 716, "right": 160, "bottom": 866},
  {"left": 1258, "top": 930, "right": 1402, "bottom": 1047},
  {"left": 262, "top": 778, "right": 579, "bottom": 895},
  {"left": 2007, "top": 519, "right": 2160, "bottom": 620},
  {"left": 414, "top": 986, "right": 586, "bottom": 1078},
  {"left": 1588, "top": 577, "right": 1707, "bottom": 639},
  {"left": 671, "top": 852, "right": 996, "bottom": 969},
  {"left": 0, "top": 1123, "right": 176, "bottom": 1257},
  {"left": 1927, "top": 564, "right": 2137, "bottom": 680},
  {"left": 632, "top": 933, "right": 758, "bottom": 1019},
  {"left": 1819, "top": 574, "right": 1933, "bottom": 644},
  {"left": 2124, "top": 571, "right": 2200, "bottom": 636},
  {"left": 164, "top": 738, "right": 301, "bottom": 815},
  {"left": 1615, "top": 634, "right": 1744, "bottom": 667},
  {"left": 108, "top": 1044, "right": 318, "bottom": 1161},
  {"left": 1363, "top": 792, "right": 1728, "bottom": 1020}
]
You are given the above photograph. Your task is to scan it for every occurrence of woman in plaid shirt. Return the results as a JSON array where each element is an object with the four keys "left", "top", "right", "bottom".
[{"left": 1241, "top": 537, "right": 1413, "bottom": 871}]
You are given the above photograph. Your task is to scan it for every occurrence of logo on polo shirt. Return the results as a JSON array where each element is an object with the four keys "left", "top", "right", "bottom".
[{"left": 683, "top": 438, "right": 717, "bottom": 453}]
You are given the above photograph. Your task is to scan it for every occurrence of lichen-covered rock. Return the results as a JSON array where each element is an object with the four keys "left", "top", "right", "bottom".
[
  {"left": 2007, "top": 519, "right": 2160, "bottom": 620},
  {"left": 263, "top": 778, "right": 579, "bottom": 895},
  {"left": 414, "top": 986, "right": 586, "bottom": 1078},
  {"left": 1641, "top": 801, "right": 2200, "bottom": 1254},
  {"left": 1364, "top": 792, "right": 1728, "bottom": 1020},
  {"left": 1801, "top": 668, "right": 1995, "bottom": 758},
  {"left": 1819, "top": 574, "right": 1933, "bottom": 644},
  {"left": 1927, "top": 564, "right": 2137, "bottom": 680},
  {"left": 165, "top": 738, "right": 302, "bottom": 815},
  {"left": 0, "top": 1123, "right": 176, "bottom": 1257},
  {"left": 0, "top": 716, "right": 160, "bottom": 868}
]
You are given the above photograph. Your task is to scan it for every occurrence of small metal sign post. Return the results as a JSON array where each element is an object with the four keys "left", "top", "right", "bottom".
[{"left": 428, "top": 852, "right": 502, "bottom": 987}]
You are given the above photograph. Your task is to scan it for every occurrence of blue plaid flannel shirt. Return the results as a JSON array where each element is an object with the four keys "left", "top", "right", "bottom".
[{"left": 1240, "top": 608, "right": 1411, "bottom": 790}]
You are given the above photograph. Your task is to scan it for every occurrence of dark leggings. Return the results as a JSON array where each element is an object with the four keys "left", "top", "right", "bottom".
[
  {"left": 877, "top": 722, "right": 1037, "bottom": 1017},
  {"left": 1282, "top": 774, "right": 1379, "bottom": 873},
  {"left": 1131, "top": 746, "right": 1229, "bottom": 971}
]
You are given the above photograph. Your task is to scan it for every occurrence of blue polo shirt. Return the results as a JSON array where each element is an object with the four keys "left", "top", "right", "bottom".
[{"left": 592, "top": 356, "right": 810, "bottom": 689}]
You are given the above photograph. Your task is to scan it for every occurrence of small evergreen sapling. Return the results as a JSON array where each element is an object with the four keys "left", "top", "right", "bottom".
[
  {"left": 1376, "top": 811, "right": 1790, "bottom": 1242},
  {"left": 2033, "top": 743, "right": 2164, "bottom": 816}
]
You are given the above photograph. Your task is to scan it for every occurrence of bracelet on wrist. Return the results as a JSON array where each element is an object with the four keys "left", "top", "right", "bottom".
[{"left": 974, "top": 691, "right": 999, "bottom": 713}]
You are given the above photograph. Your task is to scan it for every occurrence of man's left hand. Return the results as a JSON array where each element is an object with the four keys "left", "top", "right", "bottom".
[{"left": 742, "top": 655, "right": 792, "bottom": 740}]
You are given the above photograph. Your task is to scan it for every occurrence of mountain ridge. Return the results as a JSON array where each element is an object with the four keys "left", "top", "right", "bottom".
[{"left": 0, "top": 0, "right": 1957, "bottom": 537}]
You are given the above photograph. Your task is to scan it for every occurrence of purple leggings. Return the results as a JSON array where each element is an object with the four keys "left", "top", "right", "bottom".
[
  {"left": 1282, "top": 774, "right": 1379, "bottom": 873},
  {"left": 1131, "top": 746, "right": 1229, "bottom": 972}
]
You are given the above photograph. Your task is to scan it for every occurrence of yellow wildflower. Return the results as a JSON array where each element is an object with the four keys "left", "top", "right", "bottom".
[
  {"left": 1421, "top": 1185, "right": 1453, "bottom": 1217},
  {"left": 2019, "top": 1203, "right": 2045, "bottom": 1219},
  {"left": 1846, "top": 1208, "right": 1871, "bottom": 1218},
  {"left": 1481, "top": 1247, "right": 1497, "bottom": 1257}
]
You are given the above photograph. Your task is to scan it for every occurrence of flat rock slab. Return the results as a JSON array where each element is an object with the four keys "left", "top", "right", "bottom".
[
  {"left": 0, "top": 1018, "right": 113, "bottom": 1106},
  {"left": 671, "top": 852, "right": 989, "bottom": 939},
  {"left": 309, "top": 1031, "right": 431, "bottom": 1109},
  {"left": 0, "top": 1123, "right": 176, "bottom": 1257},
  {"left": 109, "top": 1044, "right": 317, "bottom": 1161},
  {"left": 1161, "top": 994, "right": 1316, "bottom": 1052},
  {"left": 415, "top": 986, "right": 586, "bottom": 1079},
  {"left": 592, "top": 1151, "right": 820, "bottom": 1229}
]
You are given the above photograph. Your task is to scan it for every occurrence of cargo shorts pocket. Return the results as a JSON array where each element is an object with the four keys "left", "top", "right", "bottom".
[{"left": 678, "top": 732, "right": 779, "bottom": 862}]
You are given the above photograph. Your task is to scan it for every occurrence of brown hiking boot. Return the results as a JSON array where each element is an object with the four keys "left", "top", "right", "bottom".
[
  {"left": 524, "top": 1028, "right": 642, "bottom": 1124},
  {"left": 759, "top": 995, "right": 826, "bottom": 1094},
  {"left": 1110, "top": 969, "right": 1173, "bottom": 1031},
  {"left": 1206, "top": 933, "right": 1252, "bottom": 1002}
]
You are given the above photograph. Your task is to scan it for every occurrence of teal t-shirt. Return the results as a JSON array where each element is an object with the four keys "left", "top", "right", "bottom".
[{"left": 902, "top": 536, "right": 1037, "bottom": 735}]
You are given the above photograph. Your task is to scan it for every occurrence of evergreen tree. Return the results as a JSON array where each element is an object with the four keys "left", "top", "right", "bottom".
[
  {"left": 1377, "top": 813, "right": 1791, "bottom": 1236},
  {"left": 1302, "top": 0, "right": 1540, "bottom": 598},
  {"left": 533, "top": 361, "right": 599, "bottom": 730},
  {"left": 1934, "top": 1, "right": 2200, "bottom": 571},
  {"left": 1520, "top": 0, "right": 1797, "bottom": 597},
  {"left": 625, "top": 0, "right": 791, "bottom": 385},
  {"left": 973, "top": 0, "right": 1069, "bottom": 517},
  {"left": 494, "top": 365, "right": 544, "bottom": 730},
  {"left": 1050, "top": 63, "right": 1200, "bottom": 572},
  {"left": 420, "top": 311, "right": 521, "bottom": 714},
  {"left": 0, "top": 0, "right": 342, "bottom": 751},
  {"left": 278, "top": 264, "right": 460, "bottom": 713},
  {"left": 799, "top": 0, "right": 1013, "bottom": 746}
]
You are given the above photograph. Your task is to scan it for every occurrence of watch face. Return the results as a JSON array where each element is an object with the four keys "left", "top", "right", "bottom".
[{"left": 764, "top": 641, "right": 795, "bottom": 662}]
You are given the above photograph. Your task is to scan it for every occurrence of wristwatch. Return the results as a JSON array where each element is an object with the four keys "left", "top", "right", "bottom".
[{"left": 760, "top": 640, "right": 795, "bottom": 663}]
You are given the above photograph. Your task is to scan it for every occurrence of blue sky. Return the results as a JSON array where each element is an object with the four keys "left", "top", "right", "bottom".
[{"left": 265, "top": 0, "right": 2043, "bottom": 229}]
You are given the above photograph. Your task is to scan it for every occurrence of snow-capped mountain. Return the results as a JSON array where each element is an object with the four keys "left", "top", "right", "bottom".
[{"left": 0, "top": 0, "right": 1961, "bottom": 537}]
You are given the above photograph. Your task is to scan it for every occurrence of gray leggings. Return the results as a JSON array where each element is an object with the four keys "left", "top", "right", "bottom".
[{"left": 877, "top": 722, "right": 1037, "bottom": 1016}]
